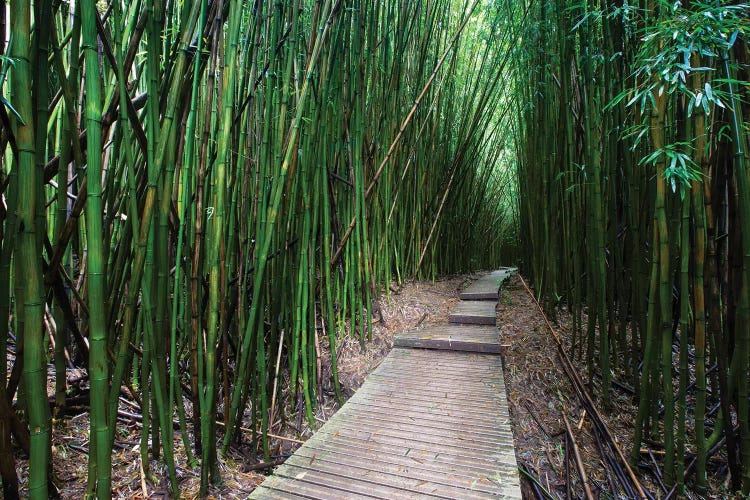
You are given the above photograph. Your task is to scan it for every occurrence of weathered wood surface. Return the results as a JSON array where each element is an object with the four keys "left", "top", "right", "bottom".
[
  {"left": 449, "top": 300, "right": 497, "bottom": 325},
  {"left": 251, "top": 270, "right": 521, "bottom": 499},
  {"left": 459, "top": 267, "right": 516, "bottom": 300},
  {"left": 394, "top": 324, "right": 500, "bottom": 353},
  {"left": 251, "top": 348, "right": 521, "bottom": 499}
]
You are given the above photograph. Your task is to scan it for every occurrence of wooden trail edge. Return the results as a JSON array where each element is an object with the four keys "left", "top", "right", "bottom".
[{"left": 251, "top": 270, "right": 522, "bottom": 499}]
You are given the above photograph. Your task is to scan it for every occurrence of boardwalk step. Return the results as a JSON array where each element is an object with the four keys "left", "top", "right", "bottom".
[
  {"left": 449, "top": 300, "right": 497, "bottom": 325},
  {"left": 394, "top": 324, "right": 500, "bottom": 353},
  {"left": 250, "top": 348, "right": 521, "bottom": 499}
]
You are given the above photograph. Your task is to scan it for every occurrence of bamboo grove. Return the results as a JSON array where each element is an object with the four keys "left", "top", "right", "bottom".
[
  {"left": 0, "top": 0, "right": 519, "bottom": 497},
  {"left": 516, "top": 0, "right": 750, "bottom": 495}
]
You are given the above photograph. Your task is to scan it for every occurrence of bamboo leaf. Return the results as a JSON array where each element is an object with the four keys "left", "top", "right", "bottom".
[{"left": 0, "top": 95, "right": 25, "bottom": 125}]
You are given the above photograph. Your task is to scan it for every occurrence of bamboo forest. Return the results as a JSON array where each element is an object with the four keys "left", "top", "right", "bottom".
[{"left": 0, "top": 0, "right": 749, "bottom": 498}]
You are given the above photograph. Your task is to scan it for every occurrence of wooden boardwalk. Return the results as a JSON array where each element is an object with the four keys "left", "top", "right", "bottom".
[{"left": 251, "top": 270, "right": 521, "bottom": 499}]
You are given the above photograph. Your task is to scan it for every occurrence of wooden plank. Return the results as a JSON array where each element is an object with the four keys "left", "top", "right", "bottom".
[
  {"left": 396, "top": 324, "right": 498, "bottom": 338},
  {"left": 345, "top": 392, "right": 509, "bottom": 419},
  {"left": 394, "top": 324, "right": 500, "bottom": 353},
  {"left": 311, "top": 427, "right": 518, "bottom": 473},
  {"left": 386, "top": 346, "right": 500, "bottom": 362},
  {"left": 449, "top": 301, "right": 496, "bottom": 325},
  {"left": 341, "top": 401, "right": 509, "bottom": 430},
  {"left": 379, "top": 352, "right": 504, "bottom": 372},
  {"left": 372, "top": 364, "right": 503, "bottom": 377},
  {"left": 374, "top": 352, "right": 504, "bottom": 371},
  {"left": 365, "top": 367, "right": 505, "bottom": 384},
  {"left": 329, "top": 410, "right": 514, "bottom": 444},
  {"left": 350, "top": 382, "right": 507, "bottom": 405},
  {"left": 353, "top": 386, "right": 507, "bottom": 407},
  {"left": 345, "top": 394, "right": 511, "bottom": 419},
  {"left": 394, "top": 337, "right": 501, "bottom": 353},
  {"left": 340, "top": 405, "right": 509, "bottom": 432},
  {"left": 311, "top": 426, "right": 519, "bottom": 474},
  {"left": 365, "top": 368, "right": 504, "bottom": 384},
  {"left": 281, "top": 455, "right": 498, "bottom": 499},
  {"left": 364, "top": 366, "right": 505, "bottom": 384},
  {"left": 321, "top": 419, "right": 514, "bottom": 454},
  {"left": 334, "top": 407, "right": 509, "bottom": 438},
  {"left": 459, "top": 268, "right": 516, "bottom": 300},
  {"left": 272, "top": 463, "right": 448, "bottom": 499},
  {"left": 299, "top": 442, "right": 515, "bottom": 493},
  {"left": 288, "top": 448, "right": 509, "bottom": 497},
  {"left": 251, "top": 486, "right": 310, "bottom": 500},
  {"left": 366, "top": 365, "right": 500, "bottom": 382},
  {"left": 382, "top": 356, "right": 508, "bottom": 374},
  {"left": 252, "top": 475, "right": 376, "bottom": 499},
  {"left": 262, "top": 469, "right": 389, "bottom": 499},
  {"left": 302, "top": 431, "right": 520, "bottom": 477},
  {"left": 353, "top": 379, "right": 506, "bottom": 400},
  {"left": 302, "top": 434, "right": 520, "bottom": 482}
]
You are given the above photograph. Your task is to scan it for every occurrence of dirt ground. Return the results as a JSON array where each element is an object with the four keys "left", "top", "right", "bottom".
[
  {"left": 498, "top": 274, "right": 739, "bottom": 499},
  {"left": 497, "top": 275, "right": 647, "bottom": 499}
]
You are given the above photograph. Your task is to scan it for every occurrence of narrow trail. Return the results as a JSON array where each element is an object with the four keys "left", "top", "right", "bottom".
[{"left": 251, "top": 269, "right": 521, "bottom": 499}]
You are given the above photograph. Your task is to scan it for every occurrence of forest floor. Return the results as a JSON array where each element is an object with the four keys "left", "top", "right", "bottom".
[
  {"left": 498, "top": 274, "right": 647, "bottom": 499},
  {"left": 18, "top": 271, "right": 723, "bottom": 498},
  {"left": 498, "top": 274, "right": 733, "bottom": 499}
]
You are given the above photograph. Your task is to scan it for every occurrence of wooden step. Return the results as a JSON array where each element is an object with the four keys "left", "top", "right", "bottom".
[
  {"left": 449, "top": 300, "right": 496, "bottom": 325},
  {"left": 394, "top": 324, "right": 500, "bottom": 353}
]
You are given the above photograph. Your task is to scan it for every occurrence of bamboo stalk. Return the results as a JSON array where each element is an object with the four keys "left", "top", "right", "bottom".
[{"left": 562, "top": 410, "right": 594, "bottom": 500}]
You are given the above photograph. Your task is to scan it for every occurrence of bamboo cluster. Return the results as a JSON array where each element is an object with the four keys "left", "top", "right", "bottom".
[
  {"left": 0, "top": 0, "right": 517, "bottom": 497},
  {"left": 516, "top": 0, "right": 750, "bottom": 495}
]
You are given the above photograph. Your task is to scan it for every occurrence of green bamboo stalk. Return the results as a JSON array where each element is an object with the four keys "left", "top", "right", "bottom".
[
  {"left": 81, "top": 1, "right": 112, "bottom": 493},
  {"left": 223, "top": 0, "right": 337, "bottom": 452},
  {"left": 203, "top": 0, "right": 243, "bottom": 487},
  {"left": 722, "top": 50, "right": 750, "bottom": 495},
  {"left": 690, "top": 55, "right": 709, "bottom": 494},
  {"left": 12, "top": 1, "right": 50, "bottom": 497}
]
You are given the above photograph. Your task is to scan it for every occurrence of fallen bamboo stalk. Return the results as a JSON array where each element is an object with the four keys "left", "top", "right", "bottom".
[
  {"left": 517, "top": 463, "right": 557, "bottom": 500},
  {"left": 214, "top": 419, "right": 307, "bottom": 445},
  {"left": 562, "top": 410, "right": 594, "bottom": 500},
  {"left": 523, "top": 400, "right": 561, "bottom": 438},
  {"left": 591, "top": 417, "right": 624, "bottom": 497}
]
